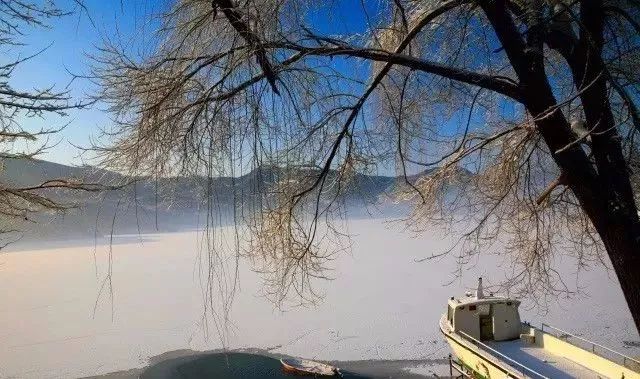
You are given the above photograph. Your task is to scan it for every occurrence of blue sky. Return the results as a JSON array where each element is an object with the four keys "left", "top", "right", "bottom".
[
  {"left": 8, "top": 0, "right": 485, "bottom": 170},
  {"left": 10, "top": 0, "right": 388, "bottom": 166},
  {"left": 8, "top": 0, "right": 169, "bottom": 165}
]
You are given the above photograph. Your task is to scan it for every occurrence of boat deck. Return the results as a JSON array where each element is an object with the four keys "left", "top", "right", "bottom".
[{"left": 487, "top": 339, "right": 600, "bottom": 378}]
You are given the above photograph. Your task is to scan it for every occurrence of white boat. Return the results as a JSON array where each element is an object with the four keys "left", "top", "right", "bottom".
[
  {"left": 280, "top": 357, "right": 340, "bottom": 376},
  {"left": 441, "top": 278, "right": 640, "bottom": 378}
]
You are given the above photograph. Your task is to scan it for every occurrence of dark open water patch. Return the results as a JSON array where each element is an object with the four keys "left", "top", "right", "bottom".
[
  {"left": 137, "top": 352, "right": 443, "bottom": 379},
  {"left": 86, "top": 350, "right": 445, "bottom": 378},
  {"left": 142, "top": 352, "right": 369, "bottom": 379}
]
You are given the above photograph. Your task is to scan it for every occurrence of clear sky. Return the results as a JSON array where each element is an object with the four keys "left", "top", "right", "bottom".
[
  {"left": 10, "top": 0, "right": 389, "bottom": 166},
  {"left": 9, "top": 0, "right": 474, "bottom": 169},
  {"left": 8, "top": 0, "right": 170, "bottom": 165}
]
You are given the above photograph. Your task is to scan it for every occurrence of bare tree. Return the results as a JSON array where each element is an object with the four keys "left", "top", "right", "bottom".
[
  {"left": 0, "top": 0, "right": 105, "bottom": 245},
  {"left": 93, "top": 0, "right": 640, "bottom": 330}
]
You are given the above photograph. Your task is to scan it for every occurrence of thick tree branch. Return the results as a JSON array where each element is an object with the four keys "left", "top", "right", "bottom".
[
  {"left": 275, "top": 43, "right": 523, "bottom": 101},
  {"left": 212, "top": 0, "right": 280, "bottom": 95}
]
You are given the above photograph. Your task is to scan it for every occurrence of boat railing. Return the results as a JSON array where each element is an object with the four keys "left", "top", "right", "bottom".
[
  {"left": 448, "top": 354, "right": 473, "bottom": 378},
  {"left": 540, "top": 323, "right": 640, "bottom": 371},
  {"left": 458, "top": 330, "right": 550, "bottom": 379}
]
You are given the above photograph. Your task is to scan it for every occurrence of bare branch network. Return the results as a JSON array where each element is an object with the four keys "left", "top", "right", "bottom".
[
  {"left": 0, "top": 0, "right": 102, "bottom": 244},
  {"left": 92, "top": 0, "right": 640, "bottom": 318}
]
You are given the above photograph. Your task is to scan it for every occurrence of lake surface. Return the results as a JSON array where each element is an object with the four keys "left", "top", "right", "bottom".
[{"left": 0, "top": 219, "right": 638, "bottom": 378}]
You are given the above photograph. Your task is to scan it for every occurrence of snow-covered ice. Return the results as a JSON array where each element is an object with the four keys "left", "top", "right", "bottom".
[{"left": 0, "top": 218, "right": 637, "bottom": 378}]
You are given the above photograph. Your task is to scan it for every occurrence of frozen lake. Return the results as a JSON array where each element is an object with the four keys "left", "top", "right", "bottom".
[{"left": 0, "top": 218, "right": 638, "bottom": 378}]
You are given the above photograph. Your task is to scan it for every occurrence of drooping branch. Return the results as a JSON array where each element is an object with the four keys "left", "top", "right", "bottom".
[
  {"left": 0, "top": 0, "right": 105, "bottom": 244},
  {"left": 91, "top": 0, "right": 640, "bottom": 318}
]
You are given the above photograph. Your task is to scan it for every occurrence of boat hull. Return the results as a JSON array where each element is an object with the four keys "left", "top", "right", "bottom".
[
  {"left": 444, "top": 333, "right": 516, "bottom": 379},
  {"left": 280, "top": 358, "right": 337, "bottom": 377},
  {"left": 441, "top": 313, "right": 640, "bottom": 379},
  {"left": 440, "top": 315, "right": 519, "bottom": 379}
]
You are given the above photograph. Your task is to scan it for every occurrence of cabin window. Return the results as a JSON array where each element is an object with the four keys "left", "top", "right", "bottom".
[{"left": 469, "top": 305, "right": 477, "bottom": 311}]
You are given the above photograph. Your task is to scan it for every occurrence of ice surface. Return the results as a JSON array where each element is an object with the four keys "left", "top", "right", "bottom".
[{"left": 0, "top": 218, "right": 637, "bottom": 378}]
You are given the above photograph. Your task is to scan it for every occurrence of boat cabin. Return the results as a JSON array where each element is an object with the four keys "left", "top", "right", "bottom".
[{"left": 446, "top": 278, "right": 521, "bottom": 342}]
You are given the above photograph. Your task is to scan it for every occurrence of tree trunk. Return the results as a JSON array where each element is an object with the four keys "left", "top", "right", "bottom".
[
  {"left": 590, "top": 207, "right": 640, "bottom": 332},
  {"left": 480, "top": 0, "right": 640, "bottom": 333},
  {"left": 528, "top": 83, "right": 640, "bottom": 332},
  {"left": 568, "top": 0, "right": 640, "bottom": 332}
]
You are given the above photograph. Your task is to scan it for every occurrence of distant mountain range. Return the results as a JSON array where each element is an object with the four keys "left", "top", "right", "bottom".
[{"left": 0, "top": 158, "right": 469, "bottom": 247}]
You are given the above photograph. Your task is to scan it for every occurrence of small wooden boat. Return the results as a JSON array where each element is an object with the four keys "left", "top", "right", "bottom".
[
  {"left": 442, "top": 277, "right": 640, "bottom": 378},
  {"left": 280, "top": 357, "right": 339, "bottom": 377}
]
